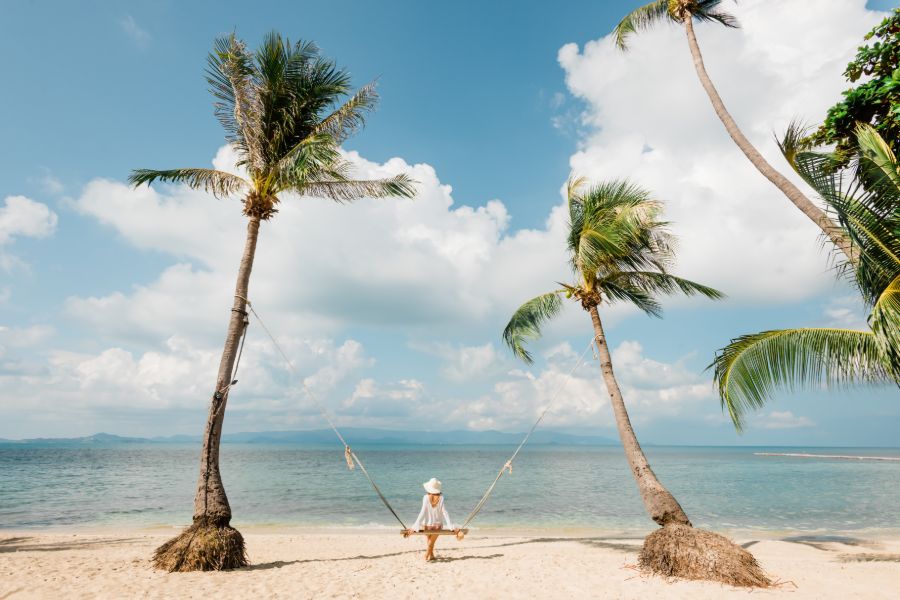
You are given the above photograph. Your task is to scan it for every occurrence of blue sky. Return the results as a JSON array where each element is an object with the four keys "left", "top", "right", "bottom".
[{"left": 0, "top": 0, "right": 897, "bottom": 444}]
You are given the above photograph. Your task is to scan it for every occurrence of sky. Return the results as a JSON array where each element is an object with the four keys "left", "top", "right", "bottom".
[{"left": 0, "top": 0, "right": 897, "bottom": 445}]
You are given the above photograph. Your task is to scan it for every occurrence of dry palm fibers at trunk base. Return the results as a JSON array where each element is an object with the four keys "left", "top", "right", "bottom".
[
  {"left": 152, "top": 522, "right": 248, "bottom": 572},
  {"left": 639, "top": 524, "right": 772, "bottom": 587}
]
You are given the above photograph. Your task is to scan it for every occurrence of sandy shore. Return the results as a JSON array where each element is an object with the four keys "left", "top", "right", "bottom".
[{"left": 1, "top": 529, "right": 898, "bottom": 599}]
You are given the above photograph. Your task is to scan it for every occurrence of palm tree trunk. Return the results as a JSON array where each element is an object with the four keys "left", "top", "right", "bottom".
[
  {"left": 192, "top": 215, "right": 261, "bottom": 527},
  {"left": 588, "top": 304, "right": 691, "bottom": 526},
  {"left": 683, "top": 18, "right": 858, "bottom": 264}
]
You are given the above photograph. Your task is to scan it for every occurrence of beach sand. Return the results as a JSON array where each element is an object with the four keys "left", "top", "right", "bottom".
[{"left": 2, "top": 529, "right": 898, "bottom": 599}]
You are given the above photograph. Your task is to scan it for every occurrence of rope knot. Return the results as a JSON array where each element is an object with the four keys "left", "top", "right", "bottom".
[
  {"left": 503, "top": 460, "right": 513, "bottom": 475},
  {"left": 344, "top": 445, "right": 355, "bottom": 470}
]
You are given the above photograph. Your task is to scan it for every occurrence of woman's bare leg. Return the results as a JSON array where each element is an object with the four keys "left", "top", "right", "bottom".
[{"left": 426, "top": 534, "right": 438, "bottom": 561}]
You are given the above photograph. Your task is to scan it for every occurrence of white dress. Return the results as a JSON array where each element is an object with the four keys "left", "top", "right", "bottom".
[{"left": 412, "top": 494, "right": 455, "bottom": 531}]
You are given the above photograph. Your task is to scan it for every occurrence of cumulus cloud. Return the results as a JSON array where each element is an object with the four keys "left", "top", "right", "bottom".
[
  {"left": 557, "top": 0, "right": 884, "bottom": 303},
  {"left": 68, "top": 149, "right": 579, "bottom": 346},
  {"left": 0, "top": 195, "right": 58, "bottom": 271},
  {"left": 0, "top": 196, "right": 57, "bottom": 245}
]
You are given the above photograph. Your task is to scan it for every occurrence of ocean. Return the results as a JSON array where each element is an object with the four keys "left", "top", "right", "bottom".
[{"left": 2, "top": 444, "right": 899, "bottom": 534}]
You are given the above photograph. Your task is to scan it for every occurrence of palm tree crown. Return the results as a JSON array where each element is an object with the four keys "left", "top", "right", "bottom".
[
  {"left": 130, "top": 32, "right": 415, "bottom": 218},
  {"left": 614, "top": 0, "right": 738, "bottom": 50},
  {"left": 712, "top": 125, "right": 900, "bottom": 430},
  {"left": 504, "top": 178, "right": 723, "bottom": 363}
]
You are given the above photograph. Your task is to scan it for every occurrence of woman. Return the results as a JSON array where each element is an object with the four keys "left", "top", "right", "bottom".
[{"left": 403, "top": 477, "right": 462, "bottom": 561}]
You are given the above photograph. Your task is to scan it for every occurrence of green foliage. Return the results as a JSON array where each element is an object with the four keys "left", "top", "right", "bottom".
[
  {"left": 711, "top": 328, "right": 891, "bottom": 431},
  {"left": 502, "top": 176, "right": 722, "bottom": 361},
  {"left": 133, "top": 32, "right": 415, "bottom": 218},
  {"left": 613, "top": 0, "right": 738, "bottom": 50},
  {"left": 812, "top": 9, "right": 900, "bottom": 158},
  {"left": 502, "top": 292, "right": 565, "bottom": 364},
  {"left": 715, "top": 125, "right": 900, "bottom": 429}
]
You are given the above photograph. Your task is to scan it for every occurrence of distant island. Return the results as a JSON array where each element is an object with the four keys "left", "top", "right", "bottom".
[{"left": 0, "top": 428, "right": 618, "bottom": 447}]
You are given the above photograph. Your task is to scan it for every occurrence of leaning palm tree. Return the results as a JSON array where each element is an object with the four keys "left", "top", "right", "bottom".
[
  {"left": 613, "top": 0, "right": 856, "bottom": 263},
  {"left": 503, "top": 178, "right": 770, "bottom": 587},
  {"left": 712, "top": 124, "right": 899, "bottom": 429},
  {"left": 130, "top": 32, "right": 415, "bottom": 571}
]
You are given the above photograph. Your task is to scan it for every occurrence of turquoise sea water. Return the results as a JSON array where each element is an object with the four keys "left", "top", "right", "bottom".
[{"left": 1, "top": 444, "right": 898, "bottom": 534}]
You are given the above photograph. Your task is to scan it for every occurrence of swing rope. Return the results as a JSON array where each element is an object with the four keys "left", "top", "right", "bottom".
[
  {"left": 241, "top": 296, "right": 408, "bottom": 530},
  {"left": 458, "top": 337, "right": 597, "bottom": 530},
  {"left": 242, "top": 296, "right": 597, "bottom": 534}
]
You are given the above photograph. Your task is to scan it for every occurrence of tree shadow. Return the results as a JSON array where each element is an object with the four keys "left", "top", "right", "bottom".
[
  {"left": 781, "top": 535, "right": 878, "bottom": 552},
  {"left": 242, "top": 536, "right": 638, "bottom": 571},
  {"left": 838, "top": 553, "right": 900, "bottom": 563},
  {"left": 431, "top": 553, "right": 503, "bottom": 563},
  {"left": 0, "top": 536, "right": 141, "bottom": 554}
]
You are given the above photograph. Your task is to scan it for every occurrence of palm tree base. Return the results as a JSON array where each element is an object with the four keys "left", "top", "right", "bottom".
[
  {"left": 639, "top": 524, "right": 771, "bottom": 587},
  {"left": 152, "top": 520, "right": 248, "bottom": 572}
]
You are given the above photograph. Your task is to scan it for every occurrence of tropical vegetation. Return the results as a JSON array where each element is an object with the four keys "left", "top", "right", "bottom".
[
  {"left": 502, "top": 177, "right": 769, "bottom": 586},
  {"left": 810, "top": 9, "right": 900, "bottom": 162},
  {"left": 612, "top": 0, "right": 856, "bottom": 263},
  {"left": 712, "top": 124, "right": 900, "bottom": 430},
  {"left": 130, "top": 32, "right": 416, "bottom": 571}
]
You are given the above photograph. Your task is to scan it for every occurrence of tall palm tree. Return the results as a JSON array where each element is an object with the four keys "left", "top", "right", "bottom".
[
  {"left": 130, "top": 32, "right": 415, "bottom": 571},
  {"left": 712, "top": 125, "right": 899, "bottom": 429},
  {"left": 503, "top": 178, "right": 769, "bottom": 586},
  {"left": 613, "top": 0, "right": 857, "bottom": 263}
]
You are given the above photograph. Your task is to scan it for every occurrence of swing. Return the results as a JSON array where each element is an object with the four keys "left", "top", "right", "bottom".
[{"left": 241, "top": 297, "right": 596, "bottom": 538}]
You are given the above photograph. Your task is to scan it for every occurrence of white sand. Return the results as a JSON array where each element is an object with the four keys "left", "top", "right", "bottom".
[{"left": 2, "top": 529, "right": 898, "bottom": 599}]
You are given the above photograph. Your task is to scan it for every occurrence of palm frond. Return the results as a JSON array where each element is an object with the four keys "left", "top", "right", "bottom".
[
  {"left": 870, "top": 274, "right": 900, "bottom": 377},
  {"left": 602, "top": 271, "right": 725, "bottom": 302},
  {"left": 613, "top": 0, "right": 671, "bottom": 50},
  {"left": 710, "top": 328, "right": 891, "bottom": 431},
  {"left": 299, "top": 173, "right": 417, "bottom": 203},
  {"left": 206, "top": 35, "right": 261, "bottom": 171},
  {"left": 502, "top": 291, "right": 565, "bottom": 364},
  {"left": 693, "top": 0, "right": 739, "bottom": 28},
  {"left": 128, "top": 168, "right": 249, "bottom": 198},
  {"left": 600, "top": 280, "right": 663, "bottom": 317},
  {"left": 313, "top": 82, "right": 379, "bottom": 144}
]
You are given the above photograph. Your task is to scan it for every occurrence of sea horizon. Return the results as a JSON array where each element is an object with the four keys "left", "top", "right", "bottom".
[{"left": 4, "top": 442, "right": 898, "bottom": 535}]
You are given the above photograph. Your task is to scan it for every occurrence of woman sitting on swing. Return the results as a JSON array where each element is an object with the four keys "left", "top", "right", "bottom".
[{"left": 402, "top": 478, "right": 462, "bottom": 561}]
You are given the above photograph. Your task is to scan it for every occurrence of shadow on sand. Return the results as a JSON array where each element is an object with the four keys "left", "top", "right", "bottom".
[
  {"left": 0, "top": 536, "right": 141, "bottom": 554},
  {"left": 244, "top": 535, "right": 641, "bottom": 571}
]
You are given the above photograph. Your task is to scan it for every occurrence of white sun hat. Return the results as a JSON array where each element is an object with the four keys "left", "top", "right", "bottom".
[{"left": 423, "top": 477, "right": 442, "bottom": 494}]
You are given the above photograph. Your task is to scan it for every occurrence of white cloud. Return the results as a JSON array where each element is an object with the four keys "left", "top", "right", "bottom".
[
  {"left": 445, "top": 339, "right": 713, "bottom": 431},
  {"left": 119, "top": 15, "right": 150, "bottom": 47},
  {"left": 68, "top": 149, "right": 579, "bottom": 345},
  {"left": 557, "top": 0, "right": 885, "bottom": 303},
  {"left": 0, "top": 196, "right": 57, "bottom": 245},
  {"left": 411, "top": 341, "right": 504, "bottom": 382},
  {"left": 758, "top": 410, "right": 814, "bottom": 430}
]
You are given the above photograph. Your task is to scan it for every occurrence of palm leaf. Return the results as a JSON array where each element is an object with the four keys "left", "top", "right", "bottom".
[
  {"left": 128, "top": 168, "right": 249, "bottom": 198},
  {"left": 710, "top": 328, "right": 892, "bottom": 431},
  {"left": 313, "top": 82, "right": 379, "bottom": 144},
  {"left": 613, "top": 0, "right": 671, "bottom": 50},
  {"left": 869, "top": 274, "right": 900, "bottom": 377},
  {"left": 502, "top": 291, "right": 565, "bottom": 364},
  {"left": 602, "top": 271, "right": 725, "bottom": 301},
  {"left": 299, "top": 173, "right": 417, "bottom": 203}
]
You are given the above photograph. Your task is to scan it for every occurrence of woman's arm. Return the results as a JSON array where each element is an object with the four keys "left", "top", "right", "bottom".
[
  {"left": 411, "top": 495, "right": 427, "bottom": 531},
  {"left": 441, "top": 500, "right": 455, "bottom": 531}
]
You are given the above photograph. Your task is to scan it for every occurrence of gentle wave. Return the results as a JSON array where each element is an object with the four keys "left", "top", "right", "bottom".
[{"left": 755, "top": 452, "right": 900, "bottom": 462}]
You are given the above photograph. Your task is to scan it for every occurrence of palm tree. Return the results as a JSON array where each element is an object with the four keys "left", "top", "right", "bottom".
[
  {"left": 712, "top": 125, "right": 899, "bottom": 429},
  {"left": 613, "top": 0, "right": 857, "bottom": 263},
  {"left": 130, "top": 32, "right": 415, "bottom": 571},
  {"left": 503, "top": 178, "right": 769, "bottom": 587}
]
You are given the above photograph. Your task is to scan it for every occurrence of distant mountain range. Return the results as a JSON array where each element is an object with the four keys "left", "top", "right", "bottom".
[{"left": 0, "top": 428, "right": 618, "bottom": 447}]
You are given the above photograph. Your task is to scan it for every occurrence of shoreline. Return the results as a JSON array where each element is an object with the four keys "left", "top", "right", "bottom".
[
  {"left": 2, "top": 529, "right": 899, "bottom": 599},
  {"left": 6, "top": 522, "right": 900, "bottom": 541}
]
